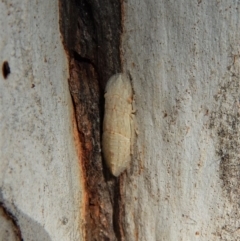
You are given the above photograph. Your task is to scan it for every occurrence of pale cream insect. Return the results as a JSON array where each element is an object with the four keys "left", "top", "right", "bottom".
[{"left": 102, "top": 73, "right": 133, "bottom": 177}]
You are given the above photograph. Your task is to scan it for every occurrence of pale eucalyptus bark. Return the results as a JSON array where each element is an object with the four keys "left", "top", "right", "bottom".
[
  {"left": 1, "top": 0, "right": 240, "bottom": 241},
  {"left": 122, "top": 1, "right": 240, "bottom": 240},
  {"left": 0, "top": 1, "right": 83, "bottom": 240}
]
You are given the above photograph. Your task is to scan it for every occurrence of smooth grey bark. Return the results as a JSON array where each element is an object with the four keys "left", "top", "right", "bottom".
[
  {"left": 122, "top": 1, "right": 240, "bottom": 240},
  {"left": 0, "top": 1, "right": 83, "bottom": 240}
]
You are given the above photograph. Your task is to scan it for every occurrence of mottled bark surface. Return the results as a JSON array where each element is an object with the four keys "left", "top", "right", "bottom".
[
  {"left": 0, "top": 1, "right": 82, "bottom": 240},
  {"left": 2, "top": 0, "right": 239, "bottom": 240},
  {"left": 121, "top": 1, "right": 240, "bottom": 240}
]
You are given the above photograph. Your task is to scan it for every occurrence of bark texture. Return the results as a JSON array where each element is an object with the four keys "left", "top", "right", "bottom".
[
  {"left": 0, "top": 204, "right": 22, "bottom": 241},
  {"left": 1, "top": 0, "right": 240, "bottom": 240},
  {"left": 0, "top": 1, "right": 83, "bottom": 240},
  {"left": 122, "top": 1, "right": 240, "bottom": 240},
  {"left": 59, "top": 0, "right": 124, "bottom": 240}
]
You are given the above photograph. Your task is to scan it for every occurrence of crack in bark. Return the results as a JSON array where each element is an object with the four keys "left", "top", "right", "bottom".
[
  {"left": 59, "top": 0, "right": 125, "bottom": 239},
  {"left": 0, "top": 202, "right": 23, "bottom": 241}
]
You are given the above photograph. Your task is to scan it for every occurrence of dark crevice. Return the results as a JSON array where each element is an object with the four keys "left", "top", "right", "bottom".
[
  {"left": 72, "top": 51, "right": 96, "bottom": 70},
  {"left": 0, "top": 202, "right": 23, "bottom": 241},
  {"left": 59, "top": 0, "right": 124, "bottom": 240},
  {"left": 113, "top": 178, "right": 124, "bottom": 241}
]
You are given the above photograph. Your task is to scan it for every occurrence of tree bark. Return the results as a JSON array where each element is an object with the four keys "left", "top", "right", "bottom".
[
  {"left": 1, "top": 0, "right": 240, "bottom": 240},
  {"left": 122, "top": 1, "right": 240, "bottom": 240},
  {"left": 0, "top": 1, "right": 83, "bottom": 240}
]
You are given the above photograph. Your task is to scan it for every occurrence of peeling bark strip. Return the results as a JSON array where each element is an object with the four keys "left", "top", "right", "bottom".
[{"left": 59, "top": 0, "right": 124, "bottom": 240}]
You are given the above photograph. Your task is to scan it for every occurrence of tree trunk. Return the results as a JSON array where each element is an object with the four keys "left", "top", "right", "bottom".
[
  {"left": 122, "top": 1, "right": 240, "bottom": 240},
  {"left": 0, "top": 1, "right": 83, "bottom": 240},
  {"left": 1, "top": 0, "right": 240, "bottom": 240}
]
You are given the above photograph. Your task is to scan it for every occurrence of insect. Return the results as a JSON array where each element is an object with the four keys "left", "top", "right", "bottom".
[{"left": 102, "top": 73, "right": 134, "bottom": 177}]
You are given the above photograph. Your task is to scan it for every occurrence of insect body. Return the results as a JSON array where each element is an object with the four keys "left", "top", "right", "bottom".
[{"left": 102, "top": 73, "right": 133, "bottom": 177}]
